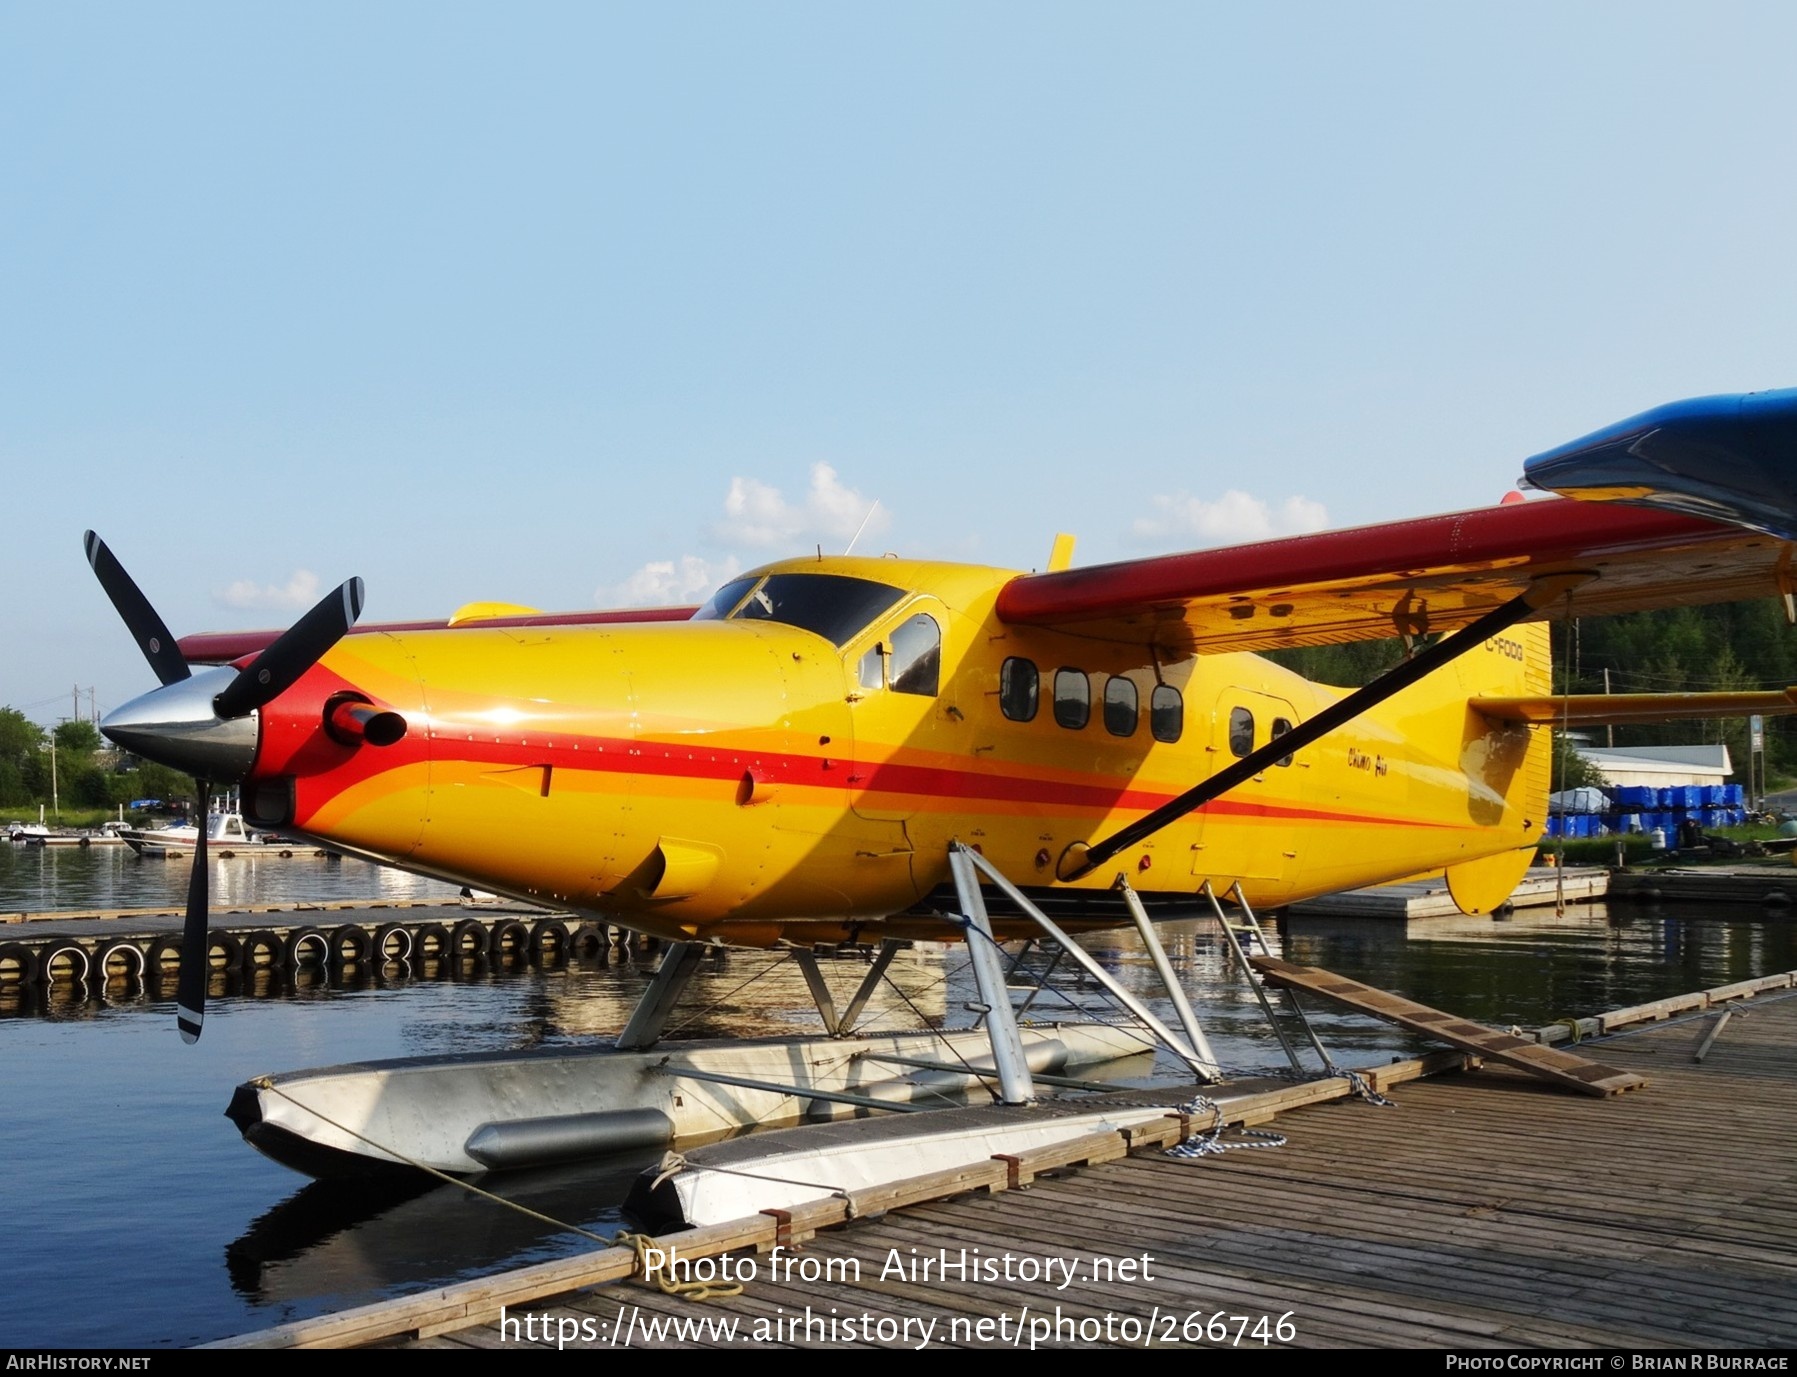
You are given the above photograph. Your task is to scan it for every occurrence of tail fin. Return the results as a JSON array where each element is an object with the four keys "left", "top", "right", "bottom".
[{"left": 1444, "top": 620, "right": 1552, "bottom": 914}]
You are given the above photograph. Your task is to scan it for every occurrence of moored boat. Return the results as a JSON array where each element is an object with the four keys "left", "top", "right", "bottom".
[{"left": 117, "top": 811, "right": 259, "bottom": 856}]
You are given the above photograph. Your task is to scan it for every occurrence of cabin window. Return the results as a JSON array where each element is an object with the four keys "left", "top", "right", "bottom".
[
  {"left": 1229, "top": 706, "right": 1254, "bottom": 757},
  {"left": 1272, "top": 716, "right": 1295, "bottom": 766},
  {"left": 1053, "top": 669, "right": 1089, "bottom": 729},
  {"left": 707, "top": 573, "right": 906, "bottom": 647},
  {"left": 1000, "top": 657, "right": 1039, "bottom": 721},
  {"left": 887, "top": 614, "right": 941, "bottom": 696},
  {"left": 1103, "top": 677, "right": 1137, "bottom": 737},
  {"left": 1151, "top": 685, "right": 1183, "bottom": 743}
]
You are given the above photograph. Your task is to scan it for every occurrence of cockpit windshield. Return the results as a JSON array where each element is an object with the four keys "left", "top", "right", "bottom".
[{"left": 691, "top": 573, "right": 906, "bottom": 648}]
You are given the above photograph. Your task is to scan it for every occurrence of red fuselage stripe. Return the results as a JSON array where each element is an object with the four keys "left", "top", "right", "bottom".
[{"left": 290, "top": 721, "right": 1460, "bottom": 833}]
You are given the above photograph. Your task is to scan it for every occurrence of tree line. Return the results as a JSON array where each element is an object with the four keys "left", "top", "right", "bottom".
[
  {"left": 1266, "top": 596, "right": 1797, "bottom": 784},
  {"left": 0, "top": 707, "right": 191, "bottom": 812}
]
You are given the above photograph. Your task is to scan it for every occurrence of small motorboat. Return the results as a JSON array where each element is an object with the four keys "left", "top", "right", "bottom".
[{"left": 117, "top": 811, "right": 259, "bottom": 856}]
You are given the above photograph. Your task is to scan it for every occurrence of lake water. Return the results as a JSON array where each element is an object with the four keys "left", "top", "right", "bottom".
[
  {"left": 3, "top": 843, "right": 1793, "bottom": 1348},
  {"left": 0, "top": 837, "right": 465, "bottom": 911}
]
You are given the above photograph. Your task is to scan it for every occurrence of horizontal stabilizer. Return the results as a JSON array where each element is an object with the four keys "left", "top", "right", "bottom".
[{"left": 1470, "top": 688, "right": 1797, "bottom": 727}]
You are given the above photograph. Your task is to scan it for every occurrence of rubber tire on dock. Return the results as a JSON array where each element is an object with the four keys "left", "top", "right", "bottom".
[
  {"left": 33, "top": 936, "right": 91, "bottom": 986},
  {"left": 0, "top": 942, "right": 41, "bottom": 985},
  {"left": 328, "top": 924, "right": 371, "bottom": 972},
  {"left": 147, "top": 934, "right": 184, "bottom": 974},
  {"left": 529, "top": 918, "right": 570, "bottom": 960},
  {"left": 208, "top": 930, "right": 245, "bottom": 973},
  {"left": 93, "top": 940, "right": 148, "bottom": 982},
  {"left": 568, "top": 922, "right": 606, "bottom": 957},
  {"left": 491, "top": 919, "right": 529, "bottom": 959},
  {"left": 373, "top": 923, "right": 414, "bottom": 963},
  {"left": 243, "top": 929, "right": 285, "bottom": 971},
  {"left": 284, "top": 926, "right": 330, "bottom": 970},
  {"left": 450, "top": 918, "right": 491, "bottom": 959},
  {"left": 411, "top": 922, "right": 450, "bottom": 959}
]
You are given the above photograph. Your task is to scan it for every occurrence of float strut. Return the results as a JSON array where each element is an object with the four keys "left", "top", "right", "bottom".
[
  {"left": 1116, "top": 875, "right": 1220, "bottom": 1076},
  {"left": 615, "top": 941, "right": 706, "bottom": 1050},
  {"left": 836, "top": 939, "right": 904, "bottom": 1036},
  {"left": 962, "top": 845, "right": 1220, "bottom": 1082},
  {"left": 791, "top": 950, "right": 841, "bottom": 1034},
  {"left": 949, "top": 845, "right": 1037, "bottom": 1104}
]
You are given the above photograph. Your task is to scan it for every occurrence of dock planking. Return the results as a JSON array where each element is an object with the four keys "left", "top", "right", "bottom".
[{"left": 279, "top": 980, "right": 1797, "bottom": 1351}]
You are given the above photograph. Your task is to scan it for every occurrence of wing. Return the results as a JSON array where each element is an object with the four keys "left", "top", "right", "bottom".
[
  {"left": 178, "top": 605, "right": 698, "bottom": 665},
  {"left": 995, "top": 497, "right": 1793, "bottom": 656}
]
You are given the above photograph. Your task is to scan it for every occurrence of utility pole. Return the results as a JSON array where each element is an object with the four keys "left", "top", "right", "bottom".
[{"left": 1603, "top": 668, "right": 1613, "bottom": 748}]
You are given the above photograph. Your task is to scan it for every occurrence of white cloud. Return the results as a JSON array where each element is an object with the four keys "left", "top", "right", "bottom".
[
  {"left": 600, "top": 554, "right": 742, "bottom": 609},
  {"left": 600, "top": 464, "right": 886, "bottom": 609},
  {"left": 711, "top": 463, "right": 888, "bottom": 551},
  {"left": 213, "top": 569, "right": 322, "bottom": 612},
  {"left": 1130, "top": 491, "right": 1329, "bottom": 546}
]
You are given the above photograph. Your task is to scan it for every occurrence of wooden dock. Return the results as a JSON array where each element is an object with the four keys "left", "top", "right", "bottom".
[
  {"left": 1291, "top": 859, "right": 1797, "bottom": 918},
  {"left": 1288, "top": 866, "right": 1610, "bottom": 918},
  {"left": 1609, "top": 861, "right": 1797, "bottom": 907},
  {"left": 216, "top": 971, "right": 1797, "bottom": 1350}
]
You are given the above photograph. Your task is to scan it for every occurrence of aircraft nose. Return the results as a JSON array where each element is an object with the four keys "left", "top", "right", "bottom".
[{"left": 100, "top": 665, "right": 259, "bottom": 782}]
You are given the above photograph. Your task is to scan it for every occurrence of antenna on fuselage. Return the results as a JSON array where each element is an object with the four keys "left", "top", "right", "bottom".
[{"left": 844, "top": 500, "right": 882, "bottom": 555}]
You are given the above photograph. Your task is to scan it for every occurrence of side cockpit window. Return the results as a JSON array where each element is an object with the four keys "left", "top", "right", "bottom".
[
  {"left": 857, "top": 612, "right": 942, "bottom": 696},
  {"left": 888, "top": 614, "right": 940, "bottom": 695}
]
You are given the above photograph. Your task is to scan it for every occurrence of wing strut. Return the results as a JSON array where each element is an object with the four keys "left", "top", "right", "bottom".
[{"left": 1057, "top": 573, "right": 1592, "bottom": 882}]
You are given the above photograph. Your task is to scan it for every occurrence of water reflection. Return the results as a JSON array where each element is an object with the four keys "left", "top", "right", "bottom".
[
  {"left": 226, "top": 1154, "right": 657, "bottom": 1310},
  {"left": 1, "top": 839, "right": 463, "bottom": 912},
  {"left": 4, "top": 878, "right": 1795, "bottom": 1347}
]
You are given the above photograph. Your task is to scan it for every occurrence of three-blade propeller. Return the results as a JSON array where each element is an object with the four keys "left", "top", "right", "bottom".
[{"left": 84, "top": 532, "right": 365, "bottom": 1043}]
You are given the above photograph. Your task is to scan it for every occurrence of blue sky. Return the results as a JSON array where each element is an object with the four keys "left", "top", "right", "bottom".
[{"left": 6, "top": 3, "right": 1797, "bottom": 726}]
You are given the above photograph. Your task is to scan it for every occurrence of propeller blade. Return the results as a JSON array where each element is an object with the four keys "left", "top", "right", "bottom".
[
  {"left": 175, "top": 779, "right": 211, "bottom": 1044},
  {"left": 83, "top": 531, "right": 191, "bottom": 687},
  {"left": 214, "top": 577, "right": 365, "bottom": 720}
]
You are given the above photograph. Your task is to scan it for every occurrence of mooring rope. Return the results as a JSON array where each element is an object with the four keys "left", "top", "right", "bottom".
[
  {"left": 612, "top": 1231, "right": 744, "bottom": 1301},
  {"left": 1163, "top": 1093, "right": 1288, "bottom": 1159}
]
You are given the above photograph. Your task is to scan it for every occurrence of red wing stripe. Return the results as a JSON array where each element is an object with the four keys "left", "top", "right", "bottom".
[{"left": 995, "top": 499, "right": 1725, "bottom": 623}]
